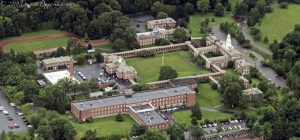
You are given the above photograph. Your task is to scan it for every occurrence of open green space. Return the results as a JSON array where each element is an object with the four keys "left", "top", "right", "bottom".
[
  {"left": 257, "top": 4, "right": 300, "bottom": 48},
  {"left": 94, "top": 43, "right": 113, "bottom": 53},
  {"left": 65, "top": 114, "right": 136, "bottom": 139},
  {"left": 0, "top": 29, "right": 70, "bottom": 42},
  {"left": 126, "top": 51, "right": 211, "bottom": 83},
  {"left": 5, "top": 37, "right": 72, "bottom": 52},
  {"left": 188, "top": 13, "right": 234, "bottom": 37},
  {"left": 172, "top": 110, "right": 232, "bottom": 127},
  {"left": 197, "top": 83, "right": 222, "bottom": 108}
]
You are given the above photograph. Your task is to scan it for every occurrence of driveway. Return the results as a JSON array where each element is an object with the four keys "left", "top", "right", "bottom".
[
  {"left": 211, "top": 25, "right": 286, "bottom": 87},
  {"left": 0, "top": 91, "right": 28, "bottom": 132}
]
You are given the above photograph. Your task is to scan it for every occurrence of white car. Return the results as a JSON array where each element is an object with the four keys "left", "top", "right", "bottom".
[
  {"left": 2, "top": 110, "right": 9, "bottom": 115},
  {"left": 0, "top": 106, "right": 4, "bottom": 111},
  {"left": 17, "top": 112, "right": 23, "bottom": 116},
  {"left": 10, "top": 103, "right": 16, "bottom": 107},
  {"left": 27, "top": 125, "right": 33, "bottom": 128}
]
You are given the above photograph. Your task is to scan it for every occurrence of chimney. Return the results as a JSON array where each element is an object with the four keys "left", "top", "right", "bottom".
[{"left": 69, "top": 58, "right": 74, "bottom": 79}]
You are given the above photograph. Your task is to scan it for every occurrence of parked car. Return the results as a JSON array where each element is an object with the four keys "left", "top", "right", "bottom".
[
  {"left": 27, "top": 125, "right": 33, "bottom": 128},
  {"left": 17, "top": 112, "right": 23, "bottom": 116},
  {"left": 14, "top": 123, "right": 20, "bottom": 128},
  {"left": 0, "top": 106, "right": 4, "bottom": 111},
  {"left": 8, "top": 124, "right": 14, "bottom": 129},
  {"left": 10, "top": 103, "right": 16, "bottom": 107},
  {"left": 7, "top": 116, "right": 13, "bottom": 121},
  {"left": 2, "top": 110, "right": 9, "bottom": 115}
]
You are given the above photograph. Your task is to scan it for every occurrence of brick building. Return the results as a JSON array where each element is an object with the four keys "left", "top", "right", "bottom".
[
  {"left": 103, "top": 55, "right": 137, "bottom": 80},
  {"left": 147, "top": 18, "right": 176, "bottom": 30},
  {"left": 41, "top": 56, "right": 72, "bottom": 71},
  {"left": 136, "top": 28, "right": 174, "bottom": 46},
  {"left": 71, "top": 86, "right": 196, "bottom": 128},
  {"left": 235, "top": 59, "right": 252, "bottom": 75}
]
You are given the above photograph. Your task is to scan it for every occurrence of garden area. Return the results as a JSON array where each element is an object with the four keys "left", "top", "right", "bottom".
[
  {"left": 126, "top": 51, "right": 211, "bottom": 83},
  {"left": 256, "top": 4, "right": 300, "bottom": 48}
]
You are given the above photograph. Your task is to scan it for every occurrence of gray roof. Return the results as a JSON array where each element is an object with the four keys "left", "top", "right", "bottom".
[
  {"left": 42, "top": 56, "right": 71, "bottom": 64},
  {"left": 136, "top": 111, "right": 168, "bottom": 126},
  {"left": 72, "top": 86, "right": 194, "bottom": 110}
]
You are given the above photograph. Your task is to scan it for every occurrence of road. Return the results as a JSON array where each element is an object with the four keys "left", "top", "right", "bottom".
[
  {"left": 0, "top": 91, "right": 28, "bottom": 132},
  {"left": 211, "top": 25, "right": 287, "bottom": 87}
]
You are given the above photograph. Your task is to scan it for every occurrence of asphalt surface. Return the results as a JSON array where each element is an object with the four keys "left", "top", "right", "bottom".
[
  {"left": 74, "top": 64, "right": 132, "bottom": 88},
  {"left": 0, "top": 91, "right": 28, "bottom": 132},
  {"left": 211, "top": 25, "right": 287, "bottom": 87}
]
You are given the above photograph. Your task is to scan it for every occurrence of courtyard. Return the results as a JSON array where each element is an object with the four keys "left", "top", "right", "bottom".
[{"left": 126, "top": 51, "right": 211, "bottom": 83}]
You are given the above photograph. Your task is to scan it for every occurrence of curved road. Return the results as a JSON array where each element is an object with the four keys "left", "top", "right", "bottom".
[{"left": 212, "top": 25, "right": 286, "bottom": 87}]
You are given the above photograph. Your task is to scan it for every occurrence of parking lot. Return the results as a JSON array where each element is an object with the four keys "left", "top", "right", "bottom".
[
  {"left": 74, "top": 64, "right": 132, "bottom": 88},
  {"left": 0, "top": 91, "right": 28, "bottom": 132}
]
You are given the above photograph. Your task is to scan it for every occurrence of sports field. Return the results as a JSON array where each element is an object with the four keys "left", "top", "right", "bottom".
[
  {"left": 126, "top": 51, "right": 211, "bottom": 83},
  {"left": 5, "top": 37, "right": 72, "bottom": 52},
  {"left": 258, "top": 4, "right": 300, "bottom": 47}
]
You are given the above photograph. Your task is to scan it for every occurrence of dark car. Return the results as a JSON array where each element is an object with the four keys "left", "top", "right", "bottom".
[
  {"left": 7, "top": 116, "right": 13, "bottom": 121},
  {"left": 8, "top": 124, "right": 14, "bottom": 129}
]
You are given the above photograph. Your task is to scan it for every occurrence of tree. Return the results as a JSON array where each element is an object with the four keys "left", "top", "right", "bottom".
[
  {"left": 191, "top": 104, "right": 202, "bottom": 120},
  {"left": 132, "top": 84, "right": 149, "bottom": 92},
  {"left": 173, "top": 28, "right": 189, "bottom": 43},
  {"left": 191, "top": 116, "right": 198, "bottom": 125},
  {"left": 81, "top": 129, "right": 97, "bottom": 140},
  {"left": 279, "top": 2, "right": 288, "bottom": 9},
  {"left": 219, "top": 74, "right": 243, "bottom": 94},
  {"left": 223, "top": 82, "right": 243, "bottom": 108},
  {"left": 184, "top": 2, "right": 195, "bottom": 14},
  {"left": 215, "top": 3, "right": 225, "bottom": 16},
  {"left": 190, "top": 125, "right": 205, "bottom": 140},
  {"left": 89, "top": 78, "right": 99, "bottom": 92},
  {"left": 49, "top": 118, "right": 76, "bottom": 140},
  {"left": 76, "top": 55, "right": 85, "bottom": 65},
  {"left": 116, "top": 113, "right": 124, "bottom": 122},
  {"left": 36, "top": 125, "right": 53, "bottom": 140},
  {"left": 226, "top": 3, "right": 232, "bottom": 11},
  {"left": 197, "top": 0, "right": 210, "bottom": 14},
  {"left": 112, "top": 39, "right": 127, "bottom": 52},
  {"left": 155, "top": 38, "right": 170, "bottom": 46},
  {"left": 258, "top": 81, "right": 269, "bottom": 93},
  {"left": 131, "top": 124, "right": 148, "bottom": 136},
  {"left": 137, "top": 129, "right": 167, "bottom": 140},
  {"left": 159, "top": 66, "right": 178, "bottom": 80},
  {"left": 55, "top": 47, "right": 67, "bottom": 57},
  {"left": 1, "top": 130, "right": 6, "bottom": 140},
  {"left": 284, "top": 49, "right": 296, "bottom": 69},
  {"left": 95, "top": 50, "right": 104, "bottom": 63},
  {"left": 168, "top": 125, "right": 184, "bottom": 140},
  {"left": 156, "top": 12, "right": 168, "bottom": 19}
]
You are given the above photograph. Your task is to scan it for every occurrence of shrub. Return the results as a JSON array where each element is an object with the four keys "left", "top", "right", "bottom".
[
  {"left": 211, "top": 83, "right": 218, "bottom": 89},
  {"left": 263, "top": 36, "right": 269, "bottom": 43},
  {"left": 116, "top": 113, "right": 124, "bottom": 122},
  {"left": 86, "top": 117, "right": 94, "bottom": 123},
  {"left": 266, "top": 6, "right": 273, "bottom": 13},
  {"left": 279, "top": 2, "right": 288, "bottom": 9}
]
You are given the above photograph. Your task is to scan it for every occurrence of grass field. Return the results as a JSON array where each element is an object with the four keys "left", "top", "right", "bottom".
[
  {"left": 173, "top": 110, "right": 232, "bottom": 127},
  {"left": 65, "top": 114, "right": 136, "bottom": 139},
  {"left": 126, "top": 51, "right": 211, "bottom": 83},
  {"left": 94, "top": 43, "right": 113, "bottom": 53},
  {"left": 5, "top": 37, "right": 72, "bottom": 52},
  {"left": 197, "top": 83, "right": 222, "bottom": 108},
  {"left": 257, "top": 4, "right": 300, "bottom": 48},
  {"left": 188, "top": 13, "right": 234, "bottom": 37},
  {"left": 0, "top": 29, "right": 69, "bottom": 42}
]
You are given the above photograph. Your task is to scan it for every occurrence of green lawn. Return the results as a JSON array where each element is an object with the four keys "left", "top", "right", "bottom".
[
  {"left": 197, "top": 83, "right": 222, "bottom": 108},
  {"left": 126, "top": 51, "right": 211, "bottom": 83},
  {"left": 94, "top": 43, "right": 113, "bottom": 53},
  {"left": 65, "top": 114, "right": 136, "bottom": 139},
  {"left": 257, "top": 4, "right": 300, "bottom": 48},
  {"left": 188, "top": 13, "right": 234, "bottom": 37},
  {"left": 0, "top": 29, "right": 70, "bottom": 42},
  {"left": 173, "top": 110, "right": 232, "bottom": 127},
  {"left": 251, "top": 78, "right": 260, "bottom": 87},
  {"left": 5, "top": 37, "right": 73, "bottom": 52}
]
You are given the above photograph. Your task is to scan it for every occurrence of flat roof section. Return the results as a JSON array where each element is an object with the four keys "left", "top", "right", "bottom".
[
  {"left": 136, "top": 110, "right": 168, "bottom": 126},
  {"left": 72, "top": 86, "right": 194, "bottom": 111},
  {"left": 42, "top": 56, "right": 71, "bottom": 65},
  {"left": 43, "top": 70, "right": 77, "bottom": 84}
]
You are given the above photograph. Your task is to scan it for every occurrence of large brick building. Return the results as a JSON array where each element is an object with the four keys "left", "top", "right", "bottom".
[
  {"left": 147, "top": 18, "right": 176, "bottom": 30},
  {"left": 71, "top": 86, "right": 196, "bottom": 129},
  {"left": 136, "top": 28, "right": 174, "bottom": 46},
  {"left": 41, "top": 56, "right": 72, "bottom": 71}
]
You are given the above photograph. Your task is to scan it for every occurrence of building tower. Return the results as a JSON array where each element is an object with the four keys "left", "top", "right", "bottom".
[{"left": 224, "top": 34, "right": 234, "bottom": 50}]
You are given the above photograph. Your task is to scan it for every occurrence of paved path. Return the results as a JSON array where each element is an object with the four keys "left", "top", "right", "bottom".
[
  {"left": 240, "top": 23, "right": 273, "bottom": 56},
  {"left": 212, "top": 25, "right": 286, "bottom": 87},
  {"left": 200, "top": 106, "right": 220, "bottom": 112}
]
